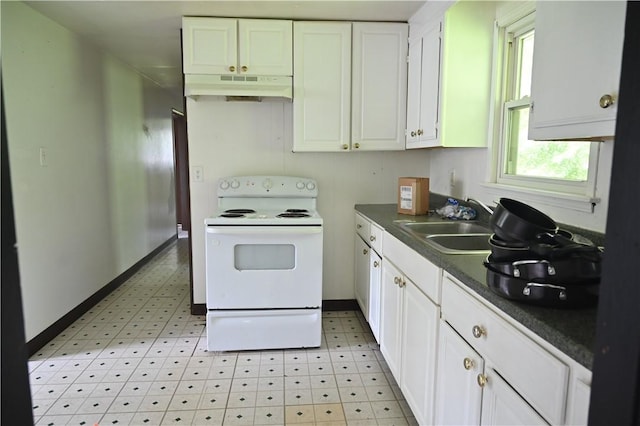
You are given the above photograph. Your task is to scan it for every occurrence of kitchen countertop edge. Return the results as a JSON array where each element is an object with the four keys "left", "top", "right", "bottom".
[{"left": 355, "top": 203, "right": 596, "bottom": 371}]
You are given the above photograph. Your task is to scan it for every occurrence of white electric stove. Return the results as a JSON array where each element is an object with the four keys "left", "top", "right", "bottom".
[{"left": 204, "top": 176, "right": 323, "bottom": 351}]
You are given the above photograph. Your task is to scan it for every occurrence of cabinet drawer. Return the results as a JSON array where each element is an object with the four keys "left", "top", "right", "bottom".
[
  {"left": 355, "top": 213, "right": 371, "bottom": 241},
  {"left": 441, "top": 274, "right": 568, "bottom": 425},
  {"left": 369, "top": 223, "right": 383, "bottom": 254},
  {"left": 384, "top": 232, "right": 441, "bottom": 304}
]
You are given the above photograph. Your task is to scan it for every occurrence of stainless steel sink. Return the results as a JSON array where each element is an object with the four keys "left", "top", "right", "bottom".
[
  {"left": 400, "top": 221, "right": 492, "bottom": 236},
  {"left": 424, "top": 234, "right": 491, "bottom": 254},
  {"left": 396, "top": 220, "right": 492, "bottom": 254}
]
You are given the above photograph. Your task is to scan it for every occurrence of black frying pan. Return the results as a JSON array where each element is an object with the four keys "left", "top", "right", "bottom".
[{"left": 490, "top": 198, "right": 558, "bottom": 242}]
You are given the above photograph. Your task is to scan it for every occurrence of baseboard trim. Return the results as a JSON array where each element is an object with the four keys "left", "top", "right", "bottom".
[
  {"left": 192, "top": 299, "right": 359, "bottom": 316},
  {"left": 26, "top": 235, "right": 178, "bottom": 357}
]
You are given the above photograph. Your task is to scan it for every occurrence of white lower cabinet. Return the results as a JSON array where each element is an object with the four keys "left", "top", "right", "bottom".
[
  {"left": 380, "top": 232, "right": 441, "bottom": 425},
  {"left": 435, "top": 321, "right": 483, "bottom": 425},
  {"left": 480, "top": 366, "right": 549, "bottom": 425},
  {"left": 354, "top": 213, "right": 383, "bottom": 342}
]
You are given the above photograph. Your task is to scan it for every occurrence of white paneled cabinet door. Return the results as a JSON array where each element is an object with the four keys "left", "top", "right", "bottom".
[
  {"left": 182, "top": 17, "right": 237, "bottom": 75},
  {"left": 480, "top": 366, "right": 549, "bottom": 426},
  {"left": 529, "top": 1, "right": 626, "bottom": 140},
  {"left": 406, "top": 21, "right": 441, "bottom": 149},
  {"left": 400, "top": 280, "right": 440, "bottom": 425},
  {"left": 354, "top": 235, "right": 370, "bottom": 317},
  {"left": 238, "top": 19, "right": 292, "bottom": 76},
  {"left": 293, "top": 22, "right": 351, "bottom": 152},
  {"left": 368, "top": 250, "right": 382, "bottom": 342},
  {"left": 379, "top": 260, "right": 403, "bottom": 378},
  {"left": 435, "top": 321, "right": 483, "bottom": 425},
  {"left": 351, "top": 22, "right": 408, "bottom": 151}
]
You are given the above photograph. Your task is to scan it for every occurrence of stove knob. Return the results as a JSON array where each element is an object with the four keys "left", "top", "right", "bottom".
[
  {"left": 296, "top": 181, "right": 305, "bottom": 190},
  {"left": 230, "top": 179, "right": 240, "bottom": 189},
  {"left": 306, "top": 181, "right": 316, "bottom": 190},
  {"left": 219, "top": 180, "right": 230, "bottom": 190},
  {"left": 262, "top": 178, "right": 273, "bottom": 190}
]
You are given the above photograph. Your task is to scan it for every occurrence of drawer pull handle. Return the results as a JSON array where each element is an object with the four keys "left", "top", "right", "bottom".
[
  {"left": 477, "top": 374, "right": 488, "bottom": 387},
  {"left": 373, "top": 260, "right": 379, "bottom": 268},
  {"left": 472, "top": 325, "right": 486, "bottom": 339},
  {"left": 370, "top": 235, "right": 376, "bottom": 242},
  {"left": 463, "top": 357, "right": 474, "bottom": 370},
  {"left": 363, "top": 249, "right": 368, "bottom": 255}
]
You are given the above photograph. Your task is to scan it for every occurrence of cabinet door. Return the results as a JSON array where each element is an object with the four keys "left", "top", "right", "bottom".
[
  {"left": 480, "top": 367, "right": 549, "bottom": 426},
  {"left": 238, "top": 19, "right": 292, "bottom": 76},
  {"left": 368, "top": 250, "right": 382, "bottom": 343},
  {"left": 380, "top": 260, "right": 403, "bottom": 378},
  {"left": 182, "top": 17, "right": 237, "bottom": 75},
  {"left": 406, "top": 21, "right": 441, "bottom": 149},
  {"left": 293, "top": 22, "right": 352, "bottom": 152},
  {"left": 354, "top": 235, "right": 370, "bottom": 317},
  {"left": 435, "top": 321, "right": 483, "bottom": 425},
  {"left": 351, "top": 22, "right": 408, "bottom": 151},
  {"left": 400, "top": 279, "right": 440, "bottom": 425},
  {"left": 529, "top": 1, "right": 626, "bottom": 140}
]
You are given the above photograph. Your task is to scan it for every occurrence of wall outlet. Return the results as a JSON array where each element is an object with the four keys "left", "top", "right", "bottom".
[
  {"left": 39, "top": 147, "right": 48, "bottom": 167},
  {"left": 192, "top": 166, "right": 203, "bottom": 182}
]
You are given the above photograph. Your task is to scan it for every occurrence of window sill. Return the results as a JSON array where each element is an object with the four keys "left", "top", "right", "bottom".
[{"left": 480, "top": 183, "right": 600, "bottom": 213}]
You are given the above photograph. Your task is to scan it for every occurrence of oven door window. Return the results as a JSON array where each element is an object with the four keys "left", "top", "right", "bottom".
[{"left": 234, "top": 244, "right": 295, "bottom": 270}]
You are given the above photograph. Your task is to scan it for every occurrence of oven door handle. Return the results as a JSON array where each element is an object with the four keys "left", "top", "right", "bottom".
[{"left": 206, "top": 226, "right": 322, "bottom": 235}]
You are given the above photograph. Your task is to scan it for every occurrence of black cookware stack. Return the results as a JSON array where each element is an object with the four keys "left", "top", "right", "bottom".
[{"left": 483, "top": 198, "right": 602, "bottom": 308}]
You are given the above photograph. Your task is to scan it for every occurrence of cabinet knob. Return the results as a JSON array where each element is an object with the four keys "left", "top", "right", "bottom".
[
  {"left": 363, "top": 248, "right": 368, "bottom": 255},
  {"left": 241, "top": 65, "right": 248, "bottom": 72},
  {"left": 369, "top": 235, "right": 376, "bottom": 242},
  {"left": 342, "top": 144, "right": 349, "bottom": 150},
  {"left": 394, "top": 276, "right": 401, "bottom": 286},
  {"left": 472, "top": 325, "right": 486, "bottom": 339},
  {"left": 373, "top": 260, "right": 379, "bottom": 268},
  {"left": 599, "top": 94, "right": 615, "bottom": 109},
  {"left": 477, "top": 374, "right": 488, "bottom": 388},
  {"left": 410, "top": 131, "right": 416, "bottom": 137},
  {"left": 398, "top": 279, "right": 406, "bottom": 288},
  {"left": 229, "top": 65, "right": 236, "bottom": 72},
  {"left": 417, "top": 129, "right": 424, "bottom": 136},
  {"left": 463, "top": 357, "right": 474, "bottom": 370},
  {"left": 354, "top": 143, "right": 360, "bottom": 149},
  {"left": 356, "top": 224, "right": 362, "bottom": 229}
]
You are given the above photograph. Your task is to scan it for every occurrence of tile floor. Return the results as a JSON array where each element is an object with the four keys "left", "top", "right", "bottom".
[{"left": 28, "top": 239, "right": 417, "bottom": 425}]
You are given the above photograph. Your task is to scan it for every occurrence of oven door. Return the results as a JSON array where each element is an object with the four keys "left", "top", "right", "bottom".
[{"left": 205, "top": 225, "right": 323, "bottom": 309}]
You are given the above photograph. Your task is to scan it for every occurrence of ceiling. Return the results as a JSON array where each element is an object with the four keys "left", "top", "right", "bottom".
[{"left": 26, "top": 1, "right": 426, "bottom": 97}]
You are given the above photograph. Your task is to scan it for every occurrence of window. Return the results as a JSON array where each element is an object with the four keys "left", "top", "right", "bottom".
[{"left": 495, "top": 13, "right": 599, "bottom": 198}]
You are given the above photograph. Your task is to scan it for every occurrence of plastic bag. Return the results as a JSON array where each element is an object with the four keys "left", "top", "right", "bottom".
[{"left": 435, "top": 198, "right": 477, "bottom": 220}]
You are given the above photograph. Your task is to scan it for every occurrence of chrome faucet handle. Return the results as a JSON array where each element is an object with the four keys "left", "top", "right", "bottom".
[{"left": 465, "top": 197, "right": 495, "bottom": 215}]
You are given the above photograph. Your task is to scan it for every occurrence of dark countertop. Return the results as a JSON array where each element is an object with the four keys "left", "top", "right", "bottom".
[{"left": 355, "top": 203, "right": 597, "bottom": 370}]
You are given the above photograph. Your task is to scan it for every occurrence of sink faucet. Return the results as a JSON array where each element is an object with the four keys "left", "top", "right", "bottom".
[{"left": 465, "top": 197, "right": 494, "bottom": 215}]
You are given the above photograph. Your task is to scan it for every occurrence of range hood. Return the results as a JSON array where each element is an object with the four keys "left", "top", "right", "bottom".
[{"left": 184, "top": 74, "right": 292, "bottom": 100}]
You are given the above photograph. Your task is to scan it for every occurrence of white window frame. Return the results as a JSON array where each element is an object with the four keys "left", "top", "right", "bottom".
[{"left": 484, "top": 6, "right": 601, "bottom": 213}]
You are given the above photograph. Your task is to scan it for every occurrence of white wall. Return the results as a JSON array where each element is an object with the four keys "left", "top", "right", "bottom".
[
  {"left": 427, "top": 144, "right": 613, "bottom": 233},
  {"left": 2, "top": 1, "right": 179, "bottom": 340},
  {"left": 187, "top": 99, "right": 431, "bottom": 303}
]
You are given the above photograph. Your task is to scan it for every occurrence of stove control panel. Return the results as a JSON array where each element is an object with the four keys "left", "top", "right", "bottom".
[{"left": 218, "top": 176, "right": 318, "bottom": 197}]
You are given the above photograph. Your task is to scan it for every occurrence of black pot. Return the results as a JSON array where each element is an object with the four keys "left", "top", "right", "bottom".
[
  {"left": 485, "top": 267, "right": 599, "bottom": 308},
  {"left": 484, "top": 254, "right": 601, "bottom": 283},
  {"left": 531, "top": 232, "right": 603, "bottom": 262},
  {"left": 490, "top": 198, "right": 557, "bottom": 242},
  {"left": 489, "top": 234, "right": 538, "bottom": 261}
]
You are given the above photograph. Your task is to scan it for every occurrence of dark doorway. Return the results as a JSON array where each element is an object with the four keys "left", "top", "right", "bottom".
[{"left": 172, "top": 109, "right": 190, "bottom": 233}]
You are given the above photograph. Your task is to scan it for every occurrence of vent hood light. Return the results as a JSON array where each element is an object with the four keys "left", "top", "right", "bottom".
[{"left": 184, "top": 74, "right": 292, "bottom": 100}]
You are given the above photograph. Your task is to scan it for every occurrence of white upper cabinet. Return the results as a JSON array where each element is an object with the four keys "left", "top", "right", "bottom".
[
  {"left": 293, "top": 21, "right": 408, "bottom": 152},
  {"left": 293, "top": 22, "right": 352, "bottom": 152},
  {"left": 351, "top": 22, "right": 408, "bottom": 151},
  {"left": 529, "top": 1, "right": 626, "bottom": 140},
  {"left": 407, "top": 1, "right": 495, "bottom": 149},
  {"left": 182, "top": 17, "right": 292, "bottom": 76}
]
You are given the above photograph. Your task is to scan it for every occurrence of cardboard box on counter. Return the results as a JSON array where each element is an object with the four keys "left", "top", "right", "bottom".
[{"left": 397, "top": 177, "right": 430, "bottom": 215}]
